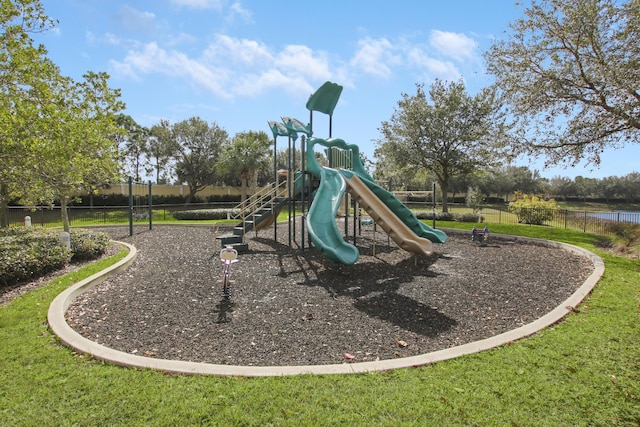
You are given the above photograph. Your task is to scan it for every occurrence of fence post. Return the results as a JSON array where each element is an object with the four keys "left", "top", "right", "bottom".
[
  {"left": 148, "top": 181, "right": 153, "bottom": 231},
  {"left": 583, "top": 210, "right": 587, "bottom": 233},
  {"left": 128, "top": 176, "right": 133, "bottom": 237}
]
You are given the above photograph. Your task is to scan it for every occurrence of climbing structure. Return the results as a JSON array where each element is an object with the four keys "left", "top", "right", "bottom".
[{"left": 221, "top": 80, "right": 447, "bottom": 264}]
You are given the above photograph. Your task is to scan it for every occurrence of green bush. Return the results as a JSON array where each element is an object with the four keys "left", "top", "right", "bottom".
[
  {"left": 414, "top": 211, "right": 455, "bottom": 221},
  {"left": 0, "top": 227, "right": 70, "bottom": 286},
  {"left": 508, "top": 194, "right": 557, "bottom": 225},
  {"left": 455, "top": 213, "right": 484, "bottom": 223},
  {"left": 0, "top": 227, "right": 110, "bottom": 287},
  {"left": 70, "top": 229, "right": 110, "bottom": 260},
  {"left": 172, "top": 209, "right": 239, "bottom": 220}
]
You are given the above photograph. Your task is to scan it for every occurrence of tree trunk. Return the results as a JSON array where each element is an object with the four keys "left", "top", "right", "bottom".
[
  {"left": 186, "top": 186, "right": 198, "bottom": 204},
  {"left": 249, "top": 170, "right": 258, "bottom": 195},
  {"left": 60, "top": 196, "right": 71, "bottom": 232},
  {"left": 0, "top": 183, "right": 8, "bottom": 227},
  {"left": 439, "top": 178, "right": 450, "bottom": 213}
]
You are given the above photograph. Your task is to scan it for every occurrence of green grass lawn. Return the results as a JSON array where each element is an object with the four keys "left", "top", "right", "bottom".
[{"left": 1, "top": 226, "right": 638, "bottom": 426}]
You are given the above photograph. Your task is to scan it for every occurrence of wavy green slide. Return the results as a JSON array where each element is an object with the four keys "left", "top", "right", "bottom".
[{"left": 305, "top": 166, "right": 359, "bottom": 265}]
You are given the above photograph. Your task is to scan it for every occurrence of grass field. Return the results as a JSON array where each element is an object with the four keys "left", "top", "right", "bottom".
[{"left": 0, "top": 224, "right": 639, "bottom": 426}]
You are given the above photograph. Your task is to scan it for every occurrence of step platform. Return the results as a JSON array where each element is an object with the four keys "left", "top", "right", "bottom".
[{"left": 216, "top": 233, "right": 249, "bottom": 253}]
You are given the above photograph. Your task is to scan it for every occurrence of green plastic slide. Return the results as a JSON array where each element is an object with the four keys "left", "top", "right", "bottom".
[{"left": 305, "top": 165, "right": 359, "bottom": 265}]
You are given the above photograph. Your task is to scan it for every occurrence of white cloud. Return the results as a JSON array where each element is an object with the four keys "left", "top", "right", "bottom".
[
  {"left": 206, "top": 35, "right": 273, "bottom": 67},
  {"left": 170, "top": 0, "right": 224, "bottom": 9},
  {"left": 108, "top": 59, "right": 138, "bottom": 80},
  {"left": 114, "top": 5, "right": 156, "bottom": 34},
  {"left": 166, "top": 32, "right": 198, "bottom": 47},
  {"left": 429, "top": 30, "right": 477, "bottom": 62},
  {"left": 111, "top": 42, "right": 231, "bottom": 98},
  {"left": 276, "top": 45, "right": 332, "bottom": 81},
  {"left": 110, "top": 35, "right": 338, "bottom": 100},
  {"left": 228, "top": 2, "right": 253, "bottom": 24},
  {"left": 233, "top": 69, "right": 314, "bottom": 98},
  {"left": 350, "top": 37, "right": 401, "bottom": 79},
  {"left": 87, "top": 31, "right": 141, "bottom": 49},
  {"left": 406, "top": 47, "right": 462, "bottom": 81},
  {"left": 108, "top": 28, "right": 482, "bottom": 102}
]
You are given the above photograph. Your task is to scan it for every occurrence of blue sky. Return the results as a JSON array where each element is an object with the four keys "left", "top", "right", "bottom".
[{"left": 33, "top": 0, "right": 640, "bottom": 180}]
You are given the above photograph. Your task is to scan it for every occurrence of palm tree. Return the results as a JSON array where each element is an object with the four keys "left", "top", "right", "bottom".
[{"left": 220, "top": 131, "right": 272, "bottom": 207}]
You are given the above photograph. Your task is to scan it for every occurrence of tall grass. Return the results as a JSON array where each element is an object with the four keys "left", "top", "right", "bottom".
[{"left": 0, "top": 227, "right": 638, "bottom": 425}]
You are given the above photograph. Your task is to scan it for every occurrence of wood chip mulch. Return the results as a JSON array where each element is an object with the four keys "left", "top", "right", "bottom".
[{"left": 33, "top": 223, "right": 597, "bottom": 366}]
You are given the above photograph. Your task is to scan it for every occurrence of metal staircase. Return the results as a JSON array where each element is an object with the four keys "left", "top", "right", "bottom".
[{"left": 216, "top": 178, "right": 292, "bottom": 252}]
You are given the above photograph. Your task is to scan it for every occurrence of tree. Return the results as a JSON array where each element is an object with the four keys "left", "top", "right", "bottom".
[
  {"left": 465, "top": 186, "right": 485, "bottom": 214},
  {"left": 116, "top": 114, "right": 147, "bottom": 182},
  {"left": 479, "top": 169, "right": 515, "bottom": 202},
  {"left": 35, "top": 71, "right": 124, "bottom": 231},
  {"left": 594, "top": 176, "right": 621, "bottom": 202},
  {"left": 485, "top": 0, "right": 640, "bottom": 167},
  {"left": 376, "top": 79, "right": 508, "bottom": 212},
  {"left": 219, "top": 130, "right": 271, "bottom": 206},
  {"left": 574, "top": 175, "right": 598, "bottom": 201},
  {"left": 148, "top": 119, "right": 177, "bottom": 184},
  {"left": 620, "top": 172, "right": 640, "bottom": 203},
  {"left": 172, "top": 117, "right": 227, "bottom": 203},
  {"left": 0, "top": 0, "right": 58, "bottom": 226},
  {"left": 548, "top": 176, "right": 577, "bottom": 200}
]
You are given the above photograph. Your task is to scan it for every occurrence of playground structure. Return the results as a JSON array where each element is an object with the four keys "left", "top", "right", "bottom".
[{"left": 217, "top": 81, "right": 447, "bottom": 265}]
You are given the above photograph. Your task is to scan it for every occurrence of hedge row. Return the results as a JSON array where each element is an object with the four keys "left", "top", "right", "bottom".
[
  {"left": 172, "top": 209, "right": 241, "bottom": 221},
  {"left": 0, "top": 227, "right": 111, "bottom": 287},
  {"left": 172, "top": 209, "right": 483, "bottom": 223},
  {"left": 414, "top": 211, "right": 484, "bottom": 223}
]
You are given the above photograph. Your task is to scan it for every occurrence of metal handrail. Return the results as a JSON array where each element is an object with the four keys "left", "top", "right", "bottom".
[{"left": 230, "top": 179, "right": 291, "bottom": 238}]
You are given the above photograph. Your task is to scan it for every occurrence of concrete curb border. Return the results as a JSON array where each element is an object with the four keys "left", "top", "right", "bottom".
[{"left": 48, "top": 235, "right": 605, "bottom": 377}]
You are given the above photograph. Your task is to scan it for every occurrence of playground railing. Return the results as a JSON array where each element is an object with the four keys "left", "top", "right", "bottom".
[{"left": 229, "top": 179, "right": 289, "bottom": 221}]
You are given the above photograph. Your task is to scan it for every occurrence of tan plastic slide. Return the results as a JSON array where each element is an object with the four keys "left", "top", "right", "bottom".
[{"left": 343, "top": 173, "right": 434, "bottom": 257}]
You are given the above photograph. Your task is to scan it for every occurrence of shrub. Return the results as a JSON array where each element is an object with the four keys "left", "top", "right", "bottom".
[
  {"left": 414, "top": 211, "right": 455, "bottom": 221},
  {"left": 437, "top": 212, "right": 455, "bottom": 221},
  {"left": 508, "top": 194, "right": 557, "bottom": 225},
  {"left": 465, "top": 186, "right": 485, "bottom": 213},
  {"left": 0, "top": 227, "right": 110, "bottom": 287},
  {"left": 0, "top": 227, "right": 71, "bottom": 286},
  {"left": 70, "top": 229, "right": 110, "bottom": 260},
  {"left": 455, "top": 213, "right": 484, "bottom": 223},
  {"left": 172, "top": 209, "right": 240, "bottom": 220},
  {"left": 605, "top": 222, "right": 640, "bottom": 256}
]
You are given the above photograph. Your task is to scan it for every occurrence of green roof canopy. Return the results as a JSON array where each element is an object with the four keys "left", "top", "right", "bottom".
[
  {"left": 305, "top": 81, "right": 343, "bottom": 116},
  {"left": 268, "top": 120, "right": 289, "bottom": 139},
  {"left": 281, "top": 116, "right": 311, "bottom": 137}
]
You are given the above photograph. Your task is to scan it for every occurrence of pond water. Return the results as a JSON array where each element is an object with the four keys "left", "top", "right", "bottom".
[{"left": 587, "top": 211, "right": 640, "bottom": 224}]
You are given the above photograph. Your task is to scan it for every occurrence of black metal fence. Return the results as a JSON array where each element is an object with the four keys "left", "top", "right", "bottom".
[
  {"left": 6, "top": 202, "right": 235, "bottom": 228},
  {"left": 6, "top": 204, "right": 639, "bottom": 238},
  {"left": 475, "top": 207, "right": 640, "bottom": 236}
]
